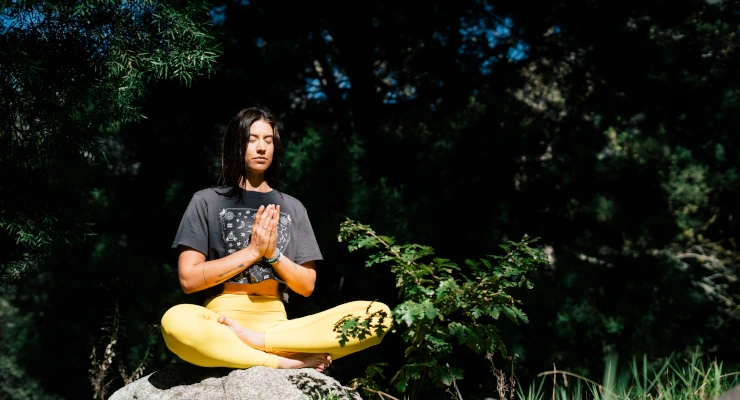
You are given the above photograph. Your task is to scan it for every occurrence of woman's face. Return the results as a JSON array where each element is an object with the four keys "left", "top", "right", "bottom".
[{"left": 245, "top": 119, "right": 274, "bottom": 174}]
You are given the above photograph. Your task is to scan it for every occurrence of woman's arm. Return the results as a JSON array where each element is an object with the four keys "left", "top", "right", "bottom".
[
  {"left": 269, "top": 256, "right": 316, "bottom": 297},
  {"left": 177, "top": 246, "right": 262, "bottom": 294},
  {"left": 177, "top": 204, "right": 278, "bottom": 294}
]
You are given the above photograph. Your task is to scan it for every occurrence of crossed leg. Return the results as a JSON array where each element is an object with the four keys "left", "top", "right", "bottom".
[
  {"left": 218, "top": 300, "right": 392, "bottom": 361},
  {"left": 161, "top": 300, "right": 392, "bottom": 371},
  {"left": 161, "top": 304, "right": 329, "bottom": 370}
]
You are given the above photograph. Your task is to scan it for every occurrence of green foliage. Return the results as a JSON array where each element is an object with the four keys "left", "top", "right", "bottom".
[
  {"left": 0, "top": 294, "right": 62, "bottom": 400},
  {"left": 663, "top": 241, "right": 740, "bottom": 321},
  {"left": 348, "top": 363, "right": 389, "bottom": 393},
  {"left": 0, "top": 0, "right": 221, "bottom": 287},
  {"left": 337, "top": 219, "right": 549, "bottom": 397},
  {"left": 2, "top": 0, "right": 739, "bottom": 398}
]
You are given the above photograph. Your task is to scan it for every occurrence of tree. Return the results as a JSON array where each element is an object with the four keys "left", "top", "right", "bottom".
[
  {"left": 0, "top": 1, "right": 220, "bottom": 398},
  {"left": 0, "top": 0, "right": 221, "bottom": 286}
]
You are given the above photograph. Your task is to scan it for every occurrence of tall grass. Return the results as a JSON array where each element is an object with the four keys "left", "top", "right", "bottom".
[
  {"left": 514, "top": 353, "right": 739, "bottom": 400},
  {"left": 346, "top": 351, "right": 739, "bottom": 400}
]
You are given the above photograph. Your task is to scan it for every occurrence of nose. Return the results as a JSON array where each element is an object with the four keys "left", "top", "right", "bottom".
[{"left": 256, "top": 139, "right": 266, "bottom": 153}]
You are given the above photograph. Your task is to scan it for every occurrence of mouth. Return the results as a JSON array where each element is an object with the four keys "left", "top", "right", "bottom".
[{"left": 253, "top": 157, "right": 268, "bottom": 163}]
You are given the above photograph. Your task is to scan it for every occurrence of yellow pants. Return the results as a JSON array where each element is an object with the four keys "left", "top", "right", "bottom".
[{"left": 160, "top": 294, "right": 392, "bottom": 369}]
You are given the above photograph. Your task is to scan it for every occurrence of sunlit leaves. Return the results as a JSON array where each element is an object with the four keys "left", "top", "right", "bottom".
[{"left": 337, "top": 219, "right": 549, "bottom": 394}]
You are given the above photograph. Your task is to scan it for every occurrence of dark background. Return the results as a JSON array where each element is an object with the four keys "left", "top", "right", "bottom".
[{"left": 2, "top": 0, "right": 739, "bottom": 399}]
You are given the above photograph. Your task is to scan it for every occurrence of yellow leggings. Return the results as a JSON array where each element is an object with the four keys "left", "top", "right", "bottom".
[{"left": 160, "top": 294, "right": 392, "bottom": 369}]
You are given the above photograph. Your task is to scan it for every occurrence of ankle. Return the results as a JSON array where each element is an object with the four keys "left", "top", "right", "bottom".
[{"left": 276, "top": 357, "right": 299, "bottom": 369}]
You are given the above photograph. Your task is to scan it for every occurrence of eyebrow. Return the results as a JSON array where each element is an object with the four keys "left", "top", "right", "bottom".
[{"left": 249, "top": 133, "right": 274, "bottom": 138}]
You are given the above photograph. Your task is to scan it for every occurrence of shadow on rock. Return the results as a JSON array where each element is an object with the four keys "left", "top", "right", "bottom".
[
  {"left": 148, "top": 363, "right": 233, "bottom": 390},
  {"left": 288, "top": 372, "right": 362, "bottom": 400}
]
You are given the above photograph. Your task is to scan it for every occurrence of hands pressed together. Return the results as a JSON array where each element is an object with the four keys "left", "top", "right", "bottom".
[
  {"left": 244, "top": 203, "right": 316, "bottom": 298},
  {"left": 247, "top": 204, "right": 280, "bottom": 261}
]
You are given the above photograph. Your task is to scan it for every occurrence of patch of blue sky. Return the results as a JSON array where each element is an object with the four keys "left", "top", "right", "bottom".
[
  {"left": 0, "top": 14, "right": 13, "bottom": 35},
  {"left": 492, "top": 18, "right": 513, "bottom": 44},
  {"left": 305, "top": 77, "right": 327, "bottom": 101},
  {"left": 210, "top": 2, "right": 249, "bottom": 25},
  {"left": 383, "top": 84, "right": 417, "bottom": 104},
  {"left": 480, "top": 56, "right": 497, "bottom": 75},
  {"left": 458, "top": 12, "right": 530, "bottom": 74},
  {"left": 334, "top": 66, "right": 350, "bottom": 90},
  {"left": 1, "top": 3, "right": 46, "bottom": 34},
  {"left": 210, "top": 4, "right": 226, "bottom": 25},
  {"left": 507, "top": 40, "right": 529, "bottom": 61},
  {"left": 303, "top": 65, "right": 350, "bottom": 102},
  {"left": 458, "top": 15, "right": 516, "bottom": 56}
]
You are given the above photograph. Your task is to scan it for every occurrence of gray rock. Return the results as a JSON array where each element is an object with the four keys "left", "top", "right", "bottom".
[
  {"left": 718, "top": 384, "right": 740, "bottom": 400},
  {"left": 108, "top": 363, "right": 363, "bottom": 400}
]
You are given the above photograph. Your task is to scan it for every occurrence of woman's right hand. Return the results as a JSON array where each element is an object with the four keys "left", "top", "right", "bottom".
[{"left": 246, "top": 204, "right": 277, "bottom": 259}]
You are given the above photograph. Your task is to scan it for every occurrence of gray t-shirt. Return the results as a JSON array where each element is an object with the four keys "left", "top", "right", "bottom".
[{"left": 171, "top": 186, "right": 323, "bottom": 297}]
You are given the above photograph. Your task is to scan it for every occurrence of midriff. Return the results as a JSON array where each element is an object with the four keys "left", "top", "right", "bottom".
[{"left": 222, "top": 279, "right": 280, "bottom": 296}]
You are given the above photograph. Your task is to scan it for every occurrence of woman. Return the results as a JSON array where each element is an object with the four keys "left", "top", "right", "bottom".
[{"left": 160, "top": 107, "right": 392, "bottom": 372}]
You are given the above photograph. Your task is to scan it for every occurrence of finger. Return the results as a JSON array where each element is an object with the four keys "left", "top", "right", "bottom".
[
  {"left": 258, "top": 206, "right": 272, "bottom": 230},
  {"left": 269, "top": 207, "right": 278, "bottom": 231},
  {"left": 269, "top": 212, "right": 279, "bottom": 241},
  {"left": 271, "top": 210, "right": 279, "bottom": 230},
  {"left": 256, "top": 205, "right": 267, "bottom": 224},
  {"left": 253, "top": 205, "right": 266, "bottom": 228},
  {"left": 263, "top": 208, "right": 275, "bottom": 229}
]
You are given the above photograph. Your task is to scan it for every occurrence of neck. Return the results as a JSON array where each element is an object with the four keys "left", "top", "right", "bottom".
[{"left": 240, "top": 174, "right": 271, "bottom": 193}]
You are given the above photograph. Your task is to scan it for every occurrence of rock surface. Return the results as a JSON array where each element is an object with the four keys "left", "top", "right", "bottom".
[
  {"left": 718, "top": 384, "right": 740, "bottom": 400},
  {"left": 108, "top": 362, "right": 363, "bottom": 400}
]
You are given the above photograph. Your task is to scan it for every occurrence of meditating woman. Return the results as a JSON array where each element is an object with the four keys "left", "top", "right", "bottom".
[{"left": 160, "top": 107, "right": 392, "bottom": 372}]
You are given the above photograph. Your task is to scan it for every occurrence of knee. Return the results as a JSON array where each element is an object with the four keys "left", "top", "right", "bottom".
[
  {"left": 370, "top": 301, "right": 392, "bottom": 319},
  {"left": 161, "top": 304, "right": 200, "bottom": 339},
  {"left": 363, "top": 301, "right": 393, "bottom": 340},
  {"left": 374, "top": 302, "right": 393, "bottom": 331},
  {"left": 349, "top": 300, "right": 391, "bottom": 315}
]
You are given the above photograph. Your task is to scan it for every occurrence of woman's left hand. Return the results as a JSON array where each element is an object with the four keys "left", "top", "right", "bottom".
[{"left": 265, "top": 205, "right": 280, "bottom": 261}]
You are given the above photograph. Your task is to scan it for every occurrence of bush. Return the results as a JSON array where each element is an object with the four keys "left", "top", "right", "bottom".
[{"left": 336, "top": 219, "right": 550, "bottom": 399}]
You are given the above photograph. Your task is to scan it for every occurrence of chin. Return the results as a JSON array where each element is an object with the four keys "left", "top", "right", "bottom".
[{"left": 247, "top": 165, "right": 271, "bottom": 173}]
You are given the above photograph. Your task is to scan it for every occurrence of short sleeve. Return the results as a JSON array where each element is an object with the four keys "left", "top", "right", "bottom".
[
  {"left": 294, "top": 205, "right": 323, "bottom": 265},
  {"left": 171, "top": 194, "right": 209, "bottom": 256}
]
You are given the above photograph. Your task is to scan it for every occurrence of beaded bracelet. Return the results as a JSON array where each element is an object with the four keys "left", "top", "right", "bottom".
[{"left": 264, "top": 248, "right": 281, "bottom": 264}]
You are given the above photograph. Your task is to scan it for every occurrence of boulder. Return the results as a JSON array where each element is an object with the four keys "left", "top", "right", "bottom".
[
  {"left": 108, "top": 362, "right": 363, "bottom": 400},
  {"left": 718, "top": 384, "right": 740, "bottom": 400}
]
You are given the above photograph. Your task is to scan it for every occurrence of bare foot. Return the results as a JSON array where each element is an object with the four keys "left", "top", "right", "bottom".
[
  {"left": 217, "top": 315, "right": 332, "bottom": 372},
  {"left": 217, "top": 315, "right": 265, "bottom": 350},
  {"left": 277, "top": 353, "right": 332, "bottom": 372}
]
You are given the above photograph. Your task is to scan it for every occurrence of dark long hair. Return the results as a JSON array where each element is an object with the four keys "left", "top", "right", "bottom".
[{"left": 216, "top": 107, "right": 283, "bottom": 199}]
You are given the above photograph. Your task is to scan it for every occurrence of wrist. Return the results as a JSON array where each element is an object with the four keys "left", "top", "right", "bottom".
[
  {"left": 241, "top": 246, "right": 263, "bottom": 265},
  {"left": 265, "top": 248, "right": 281, "bottom": 264}
]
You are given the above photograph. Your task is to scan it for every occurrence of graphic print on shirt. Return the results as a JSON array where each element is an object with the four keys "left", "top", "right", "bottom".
[{"left": 218, "top": 208, "right": 292, "bottom": 284}]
